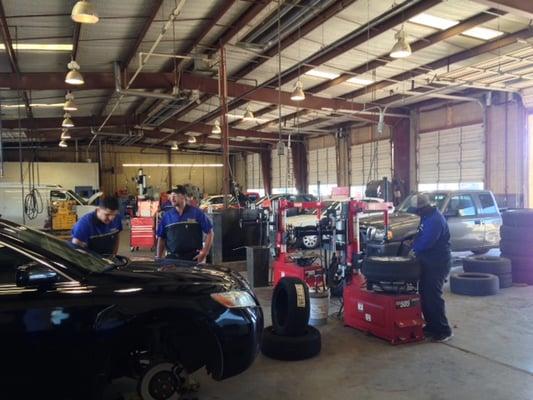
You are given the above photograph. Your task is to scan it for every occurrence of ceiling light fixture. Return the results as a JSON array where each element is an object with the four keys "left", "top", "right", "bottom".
[
  {"left": 62, "top": 113, "right": 74, "bottom": 128},
  {"left": 0, "top": 43, "right": 73, "bottom": 52},
  {"left": 63, "top": 92, "right": 77, "bottom": 111},
  {"left": 188, "top": 136, "right": 197, "bottom": 144},
  {"left": 243, "top": 106, "right": 255, "bottom": 121},
  {"left": 60, "top": 129, "right": 72, "bottom": 140},
  {"left": 390, "top": 28, "right": 412, "bottom": 58},
  {"left": 59, "top": 140, "right": 68, "bottom": 148},
  {"left": 305, "top": 69, "right": 340, "bottom": 80},
  {"left": 71, "top": 0, "right": 99, "bottom": 24},
  {"left": 290, "top": 80, "right": 305, "bottom": 101},
  {"left": 212, "top": 120, "right": 222, "bottom": 134},
  {"left": 171, "top": 141, "right": 179, "bottom": 151},
  {"left": 347, "top": 77, "right": 374, "bottom": 85},
  {"left": 122, "top": 163, "right": 224, "bottom": 168},
  {"left": 65, "top": 60, "right": 84, "bottom": 85},
  {"left": 409, "top": 13, "right": 458, "bottom": 30},
  {"left": 462, "top": 26, "right": 503, "bottom": 40}
]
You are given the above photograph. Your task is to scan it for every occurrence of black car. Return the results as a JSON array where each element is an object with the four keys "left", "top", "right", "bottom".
[{"left": 0, "top": 219, "right": 263, "bottom": 400}]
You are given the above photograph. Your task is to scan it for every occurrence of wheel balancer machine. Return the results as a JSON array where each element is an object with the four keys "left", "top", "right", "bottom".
[{"left": 338, "top": 200, "right": 425, "bottom": 345}]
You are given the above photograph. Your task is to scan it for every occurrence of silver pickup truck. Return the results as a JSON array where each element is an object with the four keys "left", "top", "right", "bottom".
[{"left": 362, "top": 190, "right": 502, "bottom": 256}]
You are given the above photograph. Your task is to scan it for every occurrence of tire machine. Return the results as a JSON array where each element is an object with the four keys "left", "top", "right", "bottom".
[
  {"left": 339, "top": 201, "right": 425, "bottom": 345},
  {"left": 271, "top": 198, "right": 327, "bottom": 288}
]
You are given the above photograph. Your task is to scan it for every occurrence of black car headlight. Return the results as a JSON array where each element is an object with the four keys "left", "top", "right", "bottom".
[{"left": 211, "top": 291, "right": 257, "bottom": 308}]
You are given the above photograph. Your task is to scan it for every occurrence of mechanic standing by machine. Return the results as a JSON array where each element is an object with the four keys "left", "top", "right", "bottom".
[
  {"left": 71, "top": 196, "right": 122, "bottom": 256},
  {"left": 410, "top": 194, "right": 453, "bottom": 342},
  {"left": 156, "top": 185, "right": 214, "bottom": 262}
]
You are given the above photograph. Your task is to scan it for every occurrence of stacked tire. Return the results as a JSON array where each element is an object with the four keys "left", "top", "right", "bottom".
[
  {"left": 261, "top": 277, "right": 321, "bottom": 361},
  {"left": 462, "top": 256, "right": 512, "bottom": 289},
  {"left": 500, "top": 209, "right": 533, "bottom": 284}
]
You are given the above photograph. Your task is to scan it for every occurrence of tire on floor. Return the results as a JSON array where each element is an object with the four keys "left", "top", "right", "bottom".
[
  {"left": 261, "top": 326, "right": 321, "bottom": 361},
  {"left": 462, "top": 256, "right": 511, "bottom": 275},
  {"left": 450, "top": 272, "right": 499, "bottom": 296},
  {"left": 500, "top": 225, "right": 533, "bottom": 243},
  {"left": 500, "top": 240, "right": 533, "bottom": 257},
  {"left": 271, "top": 277, "right": 310, "bottom": 336},
  {"left": 501, "top": 209, "right": 533, "bottom": 227}
]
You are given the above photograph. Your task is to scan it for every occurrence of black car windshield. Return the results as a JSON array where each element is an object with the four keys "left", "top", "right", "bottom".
[
  {"left": 0, "top": 221, "right": 113, "bottom": 273},
  {"left": 397, "top": 192, "right": 448, "bottom": 213}
]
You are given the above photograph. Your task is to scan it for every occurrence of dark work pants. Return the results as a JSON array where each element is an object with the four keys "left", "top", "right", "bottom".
[{"left": 418, "top": 256, "right": 452, "bottom": 335}]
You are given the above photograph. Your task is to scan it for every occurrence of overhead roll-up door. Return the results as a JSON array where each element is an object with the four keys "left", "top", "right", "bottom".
[
  {"left": 245, "top": 153, "right": 264, "bottom": 196},
  {"left": 308, "top": 146, "right": 337, "bottom": 196},
  {"left": 272, "top": 148, "right": 296, "bottom": 194},
  {"left": 350, "top": 139, "right": 393, "bottom": 197},
  {"left": 417, "top": 123, "right": 485, "bottom": 191}
]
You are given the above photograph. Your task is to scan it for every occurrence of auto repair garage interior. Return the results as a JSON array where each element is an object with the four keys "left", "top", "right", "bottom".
[{"left": 0, "top": 0, "right": 533, "bottom": 399}]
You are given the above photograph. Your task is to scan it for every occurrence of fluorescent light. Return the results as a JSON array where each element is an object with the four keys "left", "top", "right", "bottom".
[
  {"left": 0, "top": 43, "right": 73, "bottom": 52},
  {"left": 305, "top": 69, "right": 340, "bottom": 80},
  {"left": 347, "top": 77, "right": 374, "bottom": 85},
  {"left": 122, "top": 163, "right": 224, "bottom": 168},
  {"left": 463, "top": 26, "right": 503, "bottom": 40},
  {"left": 3, "top": 103, "right": 64, "bottom": 109},
  {"left": 409, "top": 13, "right": 458, "bottom": 30}
]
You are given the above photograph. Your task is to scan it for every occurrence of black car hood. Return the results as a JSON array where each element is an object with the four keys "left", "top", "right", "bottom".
[
  {"left": 95, "top": 260, "right": 249, "bottom": 294},
  {"left": 361, "top": 212, "right": 420, "bottom": 241}
]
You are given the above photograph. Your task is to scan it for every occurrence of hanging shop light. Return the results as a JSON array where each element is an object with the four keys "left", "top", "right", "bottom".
[
  {"left": 212, "top": 120, "right": 222, "bottom": 134},
  {"left": 60, "top": 129, "right": 72, "bottom": 139},
  {"left": 65, "top": 60, "right": 84, "bottom": 85},
  {"left": 290, "top": 80, "right": 305, "bottom": 101},
  {"left": 188, "top": 136, "right": 197, "bottom": 144},
  {"left": 71, "top": 1, "right": 99, "bottom": 24},
  {"left": 59, "top": 140, "right": 68, "bottom": 148},
  {"left": 62, "top": 112, "right": 74, "bottom": 128},
  {"left": 63, "top": 92, "right": 78, "bottom": 111},
  {"left": 171, "top": 141, "right": 179, "bottom": 151},
  {"left": 243, "top": 106, "right": 255, "bottom": 121},
  {"left": 390, "top": 28, "right": 411, "bottom": 59}
]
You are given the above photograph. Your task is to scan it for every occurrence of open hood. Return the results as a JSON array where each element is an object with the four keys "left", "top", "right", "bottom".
[{"left": 87, "top": 191, "right": 103, "bottom": 205}]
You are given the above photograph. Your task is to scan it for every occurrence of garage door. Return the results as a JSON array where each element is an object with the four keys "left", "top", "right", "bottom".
[
  {"left": 245, "top": 153, "right": 264, "bottom": 196},
  {"left": 417, "top": 123, "right": 485, "bottom": 191},
  {"left": 308, "top": 146, "right": 337, "bottom": 196},
  {"left": 350, "top": 139, "right": 393, "bottom": 197},
  {"left": 272, "top": 148, "right": 296, "bottom": 194}
]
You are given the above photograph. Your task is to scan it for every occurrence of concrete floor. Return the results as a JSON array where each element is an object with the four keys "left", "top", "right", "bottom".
[{"left": 119, "top": 230, "right": 533, "bottom": 400}]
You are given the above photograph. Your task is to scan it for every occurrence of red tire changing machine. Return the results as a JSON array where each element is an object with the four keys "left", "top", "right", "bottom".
[{"left": 339, "top": 201, "right": 425, "bottom": 344}]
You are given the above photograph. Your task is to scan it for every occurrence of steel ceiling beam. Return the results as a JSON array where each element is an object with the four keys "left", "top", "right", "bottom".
[
  {"left": 96, "top": 0, "right": 165, "bottom": 117},
  {"left": 473, "top": 0, "right": 533, "bottom": 18},
  {"left": 342, "top": 27, "right": 533, "bottom": 100},
  {"left": 0, "top": 1, "right": 33, "bottom": 119}
]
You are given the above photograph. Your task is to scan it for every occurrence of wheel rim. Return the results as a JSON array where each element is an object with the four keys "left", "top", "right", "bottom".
[
  {"left": 138, "top": 362, "right": 183, "bottom": 400},
  {"left": 149, "top": 370, "right": 177, "bottom": 400},
  {"left": 302, "top": 235, "right": 318, "bottom": 248}
]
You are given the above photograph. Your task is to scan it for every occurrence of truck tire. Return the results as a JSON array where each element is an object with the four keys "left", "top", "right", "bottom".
[
  {"left": 502, "top": 209, "right": 533, "bottom": 227},
  {"left": 271, "top": 277, "right": 310, "bottom": 336},
  {"left": 500, "top": 254, "right": 533, "bottom": 284},
  {"left": 362, "top": 256, "right": 420, "bottom": 283},
  {"left": 498, "top": 273, "right": 513, "bottom": 288},
  {"left": 500, "top": 240, "right": 533, "bottom": 257},
  {"left": 462, "top": 256, "right": 512, "bottom": 275},
  {"left": 450, "top": 273, "right": 499, "bottom": 296},
  {"left": 261, "top": 326, "right": 321, "bottom": 361},
  {"left": 500, "top": 225, "right": 533, "bottom": 243}
]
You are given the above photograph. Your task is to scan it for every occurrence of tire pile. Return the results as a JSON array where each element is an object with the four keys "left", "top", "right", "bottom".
[
  {"left": 261, "top": 277, "right": 321, "bottom": 361},
  {"left": 500, "top": 209, "right": 533, "bottom": 284}
]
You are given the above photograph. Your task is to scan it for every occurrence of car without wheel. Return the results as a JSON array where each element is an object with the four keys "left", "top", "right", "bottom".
[{"left": 0, "top": 219, "right": 263, "bottom": 400}]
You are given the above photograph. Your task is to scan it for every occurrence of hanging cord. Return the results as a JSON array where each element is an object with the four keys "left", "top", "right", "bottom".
[{"left": 24, "top": 152, "right": 43, "bottom": 220}]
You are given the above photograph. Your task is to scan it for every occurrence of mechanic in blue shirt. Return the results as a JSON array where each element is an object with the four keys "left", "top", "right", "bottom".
[
  {"left": 411, "top": 194, "right": 453, "bottom": 343},
  {"left": 156, "top": 185, "right": 213, "bottom": 262},
  {"left": 71, "top": 196, "right": 123, "bottom": 256}
]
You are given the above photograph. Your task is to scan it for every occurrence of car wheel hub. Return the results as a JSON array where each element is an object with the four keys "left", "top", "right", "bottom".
[
  {"left": 139, "top": 362, "right": 185, "bottom": 400},
  {"left": 302, "top": 235, "right": 318, "bottom": 248}
]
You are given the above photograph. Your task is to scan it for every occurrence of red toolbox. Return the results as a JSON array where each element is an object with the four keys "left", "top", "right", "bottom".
[{"left": 130, "top": 217, "right": 155, "bottom": 251}]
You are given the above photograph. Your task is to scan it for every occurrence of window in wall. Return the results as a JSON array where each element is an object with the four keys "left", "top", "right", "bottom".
[
  {"left": 446, "top": 194, "right": 477, "bottom": 217},
  {"left": 418, "top": 182, "right": 484, "bottom": 191}
]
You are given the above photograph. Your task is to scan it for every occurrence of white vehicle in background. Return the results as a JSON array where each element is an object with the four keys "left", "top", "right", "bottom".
[{"left": 0, "top": 182, "right": 101, "bottom": 230}]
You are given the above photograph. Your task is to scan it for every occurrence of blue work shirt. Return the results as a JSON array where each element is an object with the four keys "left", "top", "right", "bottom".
[
  {"left": 413, "top": 207, "right": 451, "bottom": 261},
  {"left": 156, "top": 205, "right": 213, "bottom": 239},
  {"left": 71, "top": 211, "right": 123, "bottom": 252}
]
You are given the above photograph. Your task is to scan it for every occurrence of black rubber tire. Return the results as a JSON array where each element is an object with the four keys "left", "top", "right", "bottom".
[
  {"left": 261, "top": 326, "right": 321, "bottom": 361},
  {"left": 271, "top": 277, "right": 310, "bottom": 336},
  {"left": 362, "top": 256, "right": 421, "bottom": 282},
  {"left": 450, "top": 273, "right": 499, "bottom": 296},
  {"left": 500, "top": 225, "right": 533, "bottom": 243},
  {"left": 498, "top": 273, "right": 513, "bottom": 288},
  {"left": 502, "top": 209, "right": 533, "bottom": 228},
  {"left": 462, "top": 256, "right": 512, "bottom": 275},
  {"left": 500, "top": 240, "right": 533, "bottom": 257}
]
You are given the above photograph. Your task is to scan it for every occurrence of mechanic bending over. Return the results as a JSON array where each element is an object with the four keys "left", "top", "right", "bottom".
[
  {"left": 410, "top": 194, "right": 453, "bottom": 343},
  {"left": 156, "top": 185, "right": 214, "bottom": 262},
  {"left": 71, "top": 196, "right": 123, "bottom": 256}
]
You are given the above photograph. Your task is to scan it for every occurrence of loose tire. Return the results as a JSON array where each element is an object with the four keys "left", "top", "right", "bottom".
[
  {"left": 362, "top": 256, "right": 421, "bottom": 283},
  {"left": 450, "top": 273, "right": 499, "bottom": 296},
  {"left": 271, "top": 277, "right": 310, "bottom": 336},
  {"left": 498, "top": 273, "right": 513, "bottom": 289},
  {"left": 500, "top": 254, "right": 533, "bottom": 284},
  {"left": 463, "top": 256, "right": 511, "bottom": 275},
  {"left": 501, "top": 209, "right": 533, "bottom": 227},
  {"left": 261, "top": 326, "right": 321, "bottom": 361},
  {"left": 500, "top": 240, "right": 533, "bottom": 257},
  {"left": 500, "top": 225, "right": 533, "bottom": 243}
]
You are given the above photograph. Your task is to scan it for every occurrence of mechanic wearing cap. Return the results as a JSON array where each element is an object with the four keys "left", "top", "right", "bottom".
[
  {"left": 156, "top": 185, "right": 213, "bottom": 262},
  {"left": 410, "top": 193, "right": 453, "bottom": 342},
  {"left": 71, "top": 196, "right": 123, "bottom": 256}
]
